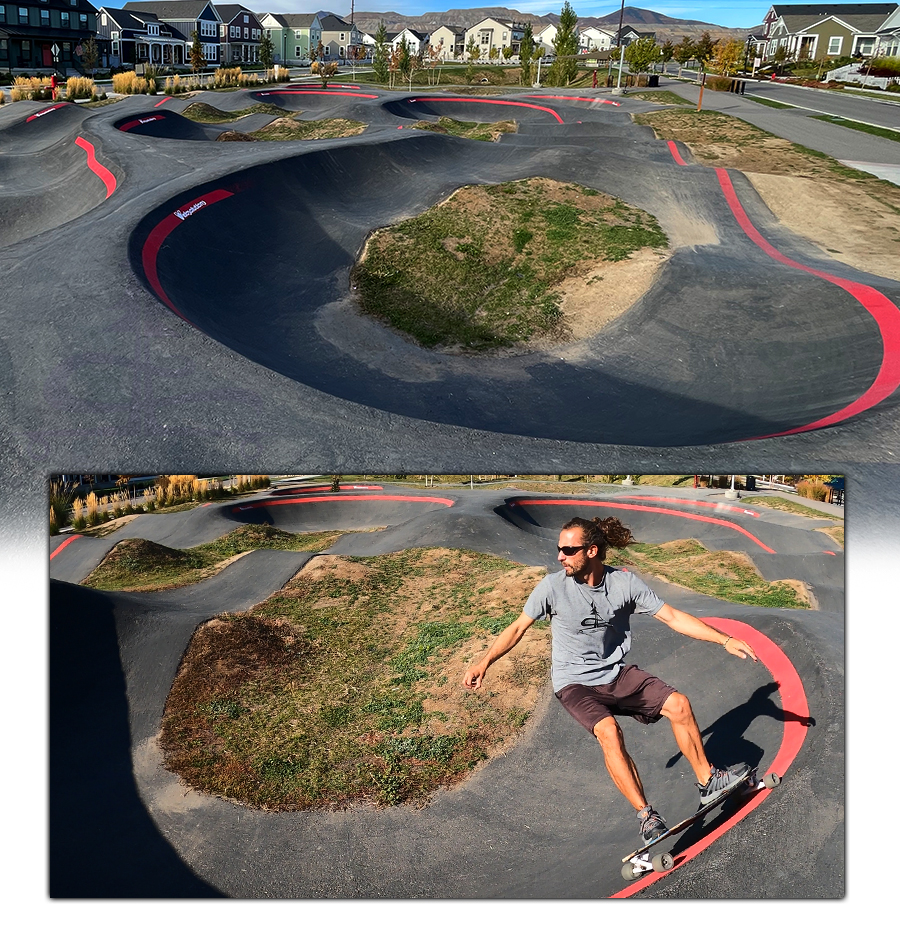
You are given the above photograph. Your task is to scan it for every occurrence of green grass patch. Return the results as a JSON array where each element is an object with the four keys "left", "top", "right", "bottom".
[
  {"left": 247, "top": 116, "right": 366, "bottom": 140},
  {"left": 159, "top": 547, "right": 549, "bottom": 809},
  {"left": 627, "top": 90, "right": 693, "bottom": 105},
  {"left": 608, "top": 538, "right": 810, "bottom": 608},
  {"left": 82, "top": 524, "right": 353, "bottom": 591},
  {"left": 351, "top": 176, "right": 667, "bottom": 352},
  {"left": 807, "top": 113, "right": 900, "bottom": 144},
  {"left": 411, "top": 114, "right": 517, "bottom": 141},
  {"left": 741, "top": 495, "right": 843, "bottom": 521}
]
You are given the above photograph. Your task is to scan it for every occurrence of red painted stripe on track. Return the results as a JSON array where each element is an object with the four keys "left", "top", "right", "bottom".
[
  {"left": 26, "top": 102, "right": 68, "bottom": 122},
  {"left": 714, "top": 167, "right": 900, "bottom": 438},
  {"left": 526, "top": 94, "right": 621, "bottom": 106},
  {"left": 50, "top": 534, "right": 82, "bottom": 560},
  {"left": 618, "top": 495, "right": 760, "bottom": 517},
  {"left": 118, "top": 114, "right": 166, "bottom": 132},
  {"left": 74, "top": 136, "right": 116, "bottom": 198},
  {"left": 154, "top": 96, "right": 172, "bottom": 107},
  {"left": 141, "top": 188, "right": 234, "bottom": 321},
  {"left": 509, "top": 499, "right": 776, "bottom": 552},
  {"left": 235, "top": 494, "right": 454, "bottom": 510},
  {"left": 611, "top": 616, "right": 809, "bottom": 897},
  {"left": 259, "top": 90, "right": 378, "bottom": 99},
  {"left": 666, "top": 139, "right": 687, "bottom": 165},
  {"left": 408, "top": 96, "right": 564, "bottom": 124}
]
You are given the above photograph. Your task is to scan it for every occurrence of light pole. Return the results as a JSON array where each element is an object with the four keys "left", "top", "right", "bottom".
[{"left": 614, "top": 0, "right": 627, "bottom": 92}]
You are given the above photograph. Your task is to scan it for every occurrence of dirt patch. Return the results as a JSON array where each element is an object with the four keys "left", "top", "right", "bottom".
[
  {"left": 633, "top": 109, "right": 900, "bottom": 280},
  {"left": 217, "top": 130, "right": 256, "bottom": 141}
]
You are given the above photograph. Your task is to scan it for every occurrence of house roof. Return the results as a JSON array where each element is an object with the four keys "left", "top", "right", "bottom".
[
  {"left": 769, "top": 3, "right": 896, "bottom": 13},
  {"left": 214, "top": 5, "right": 257, "bottom": 23},
  {"left": 779, "top": 10, "right": 893, "bottom": 30},
  {"left": 122, "top": 1, "right": 218, "bottom": 20},
  {"left": 318, "top": 13, "right": 353, "bottom": 31}
]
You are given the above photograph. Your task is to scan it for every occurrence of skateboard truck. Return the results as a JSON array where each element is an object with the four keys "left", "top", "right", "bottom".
[{"left": 620, "top": 769, "right": 781, "bottom": 882}]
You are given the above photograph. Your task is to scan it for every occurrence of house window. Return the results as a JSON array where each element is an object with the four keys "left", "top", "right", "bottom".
[
  {"left": 0, "top": 39, "right": 7, "bottom": 58},
  {"left": 41, "top": 9, "right": 50, "bottom": 25},
  {"left": 295, "top": 45, "right": 301, "bottom": 56},
  {"left": 18, "top": 8, "right": 28, "bottom": 25},
  {"left": 244, "top": 27, "right": 248, "bottom": 39},
  {"left": 101, "top": 13, "right": 107, "bottom": 26},
  {"left": 340, "top": 32, "right": 345, "bottom": 41},
  {"left": 828, "top": 35, "right": 842, "bottom": 55},
  {"left": 149, "top": 24, "right": 158, "bottom": 36},
  {"left": 112, "top": 40, "right": 119, "bottom": 54},
  {"left": 857, "top": 38, "right": 875, "bottom": 55},
  {"left": 61, "top": 11, "right": 69, "bottom": 27},
  {"left": 22, "top": 39, "right": 30, "bottom": 52},
  {"left": 79, "top": 13, "right": 87, "bottom": 28},
  {"left": 0, "top": 8, "right": 5, "bottom": 22},
  {"left": 243, "top": 14, "right": 248, "bottom": 23}
]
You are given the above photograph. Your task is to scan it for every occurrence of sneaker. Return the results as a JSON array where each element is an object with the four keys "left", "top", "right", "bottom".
[
  {"left": 638, "top": 806, "right": 668, "bottom": 844},
  {"left": 698, "top": 762, "right": 751, "bottom": 806}
]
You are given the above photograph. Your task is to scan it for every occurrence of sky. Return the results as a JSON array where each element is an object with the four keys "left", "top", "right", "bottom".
[{"left": 260, "top": 3, "right": 773, "bottom": 29}]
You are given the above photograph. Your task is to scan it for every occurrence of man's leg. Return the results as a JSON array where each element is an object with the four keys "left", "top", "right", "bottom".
[
  {"left": 659, "top": 691, "right": 713, "bottom": 784},
  {"left": 593, "top": 716, "right": 648, "bottom": 810}
]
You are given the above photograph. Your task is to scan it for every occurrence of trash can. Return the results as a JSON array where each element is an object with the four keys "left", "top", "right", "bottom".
[
  {"left": 745, "top": 475, "right": 756, "bottom": 491},
  {"left": 648, "top": 74, "right": 659, "bottom": 87}
]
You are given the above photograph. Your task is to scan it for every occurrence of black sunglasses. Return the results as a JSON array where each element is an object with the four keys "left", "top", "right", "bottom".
[{"left": 557, "top": 545, "right": 587, "bottom": 555}]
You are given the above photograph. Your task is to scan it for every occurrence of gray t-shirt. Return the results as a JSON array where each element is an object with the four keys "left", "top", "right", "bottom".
[{"left": 523, "top": 566, "right": 665, "bottom": 692}]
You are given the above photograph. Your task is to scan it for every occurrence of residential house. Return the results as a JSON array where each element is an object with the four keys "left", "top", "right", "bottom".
[
  {"left": 216, "top": 4, "right": 261, "bottom": 63},
  {"left": 875, "top": 4, "right": 900, "bottom": 53},
  {"left": 96, "top": 6, "right": 189, "bottom": 67},
  {"left": 317, "top": 11, "right": 361, "bottom": 61},
  {"left": 390, "top": 26, "right": 428, "bottom": 56},
  {"left": 259, "top": 11, "right": 319, "bottom": 66},
  {"left": 534, "top": 22, "right": 556, "bottom": 55},
  {"left": 122, "top": 0, "right": 220, "bottom": 64},
  {"left": 429, "top": 23, "right": 464, "bottom": 60},
  {"left": 758, "top": 3, "right": 897, "bottom": 58},
  {"left": 0, "top": 0, "right": 99, "bottom": 72},
  {"left": 464, "top": 16, "right": 525, "bottom": 60},
  {"left": 579, "top": 25, "right": 615, "bottom": 53}
]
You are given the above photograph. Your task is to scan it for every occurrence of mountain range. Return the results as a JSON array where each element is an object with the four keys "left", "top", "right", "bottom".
[{"left": 346, "top": 7, "right": 759, "bottom": 41}]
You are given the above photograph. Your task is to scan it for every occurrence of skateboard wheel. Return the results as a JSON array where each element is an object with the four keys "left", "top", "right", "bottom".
[
  {"left": 763, "top": 772, "right": 781, "bottom": 789},
  {"left": 652, "top": 853, "right": 674, "bottom": 872},
  {"left": 622, "top": 863, "right": 641, "bottom": 881}
]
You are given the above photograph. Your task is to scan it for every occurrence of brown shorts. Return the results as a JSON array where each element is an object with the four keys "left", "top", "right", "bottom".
[{"left": 555, "top": 665, "right": 677, "bottom": 734}]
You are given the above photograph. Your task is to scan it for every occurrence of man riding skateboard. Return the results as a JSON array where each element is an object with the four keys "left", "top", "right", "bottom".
[{"left": 463, "top": 515, "right": 758, "bottom": 845}]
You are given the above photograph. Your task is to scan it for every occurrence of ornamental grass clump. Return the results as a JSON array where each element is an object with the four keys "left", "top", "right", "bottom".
[
  {"left": 65, "top": 76, "right": 96, "bottom": 100},
  {"left": 12, "top": 76, "right": 52, "bottom": 100},
  {"left": 112, "top": 71, "right": 154, "bottom": 94}
]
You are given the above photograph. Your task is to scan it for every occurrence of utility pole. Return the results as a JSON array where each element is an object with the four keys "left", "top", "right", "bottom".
[{"left": 614, "top": 0, "right": 626, "bottom": 92}]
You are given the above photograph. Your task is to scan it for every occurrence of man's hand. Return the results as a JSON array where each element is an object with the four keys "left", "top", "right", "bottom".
[
  {"left": 724, "top": 636, "right": 758, "bottom": 662},
  {"left": 463, "top": 664, "right": 487, "bottom": 689}
]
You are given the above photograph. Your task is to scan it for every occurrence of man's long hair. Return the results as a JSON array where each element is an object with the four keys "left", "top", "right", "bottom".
[{"left": 562, "top": 516, "right": 634, "bottom": 560}]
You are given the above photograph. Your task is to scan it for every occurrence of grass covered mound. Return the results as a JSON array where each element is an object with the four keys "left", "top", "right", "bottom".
[
  {"left": 82, "top": 524, "right": 352, "bottom": 591},
  {"left": 411, "top": 115, "right": 517, "bottom": 141},
  {"left": 608, "top": 539, "right": 810, "bottom": 608},
  {"left": 182, "top": 101, "right": 291, "bottom": 122},
  {"left": 351, "top": 177, "right": 667, "bottom": 352},
  {"left": 160, "top": 548, "right": 550, "bottom": 810},
  {"left": 216, "top": 116, "right": 366, "bottom": 141}
]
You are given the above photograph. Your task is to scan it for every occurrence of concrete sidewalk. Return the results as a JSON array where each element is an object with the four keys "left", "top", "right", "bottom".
[{"left": 655, "top": 76, "right": 900, "bottom": 184}]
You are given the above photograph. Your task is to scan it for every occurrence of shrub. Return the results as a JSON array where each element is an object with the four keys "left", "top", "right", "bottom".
[
  {"left": 112, "top": 71, "right": 151, "bottom": 94},
  {"left": 12, "top": 75, "right": 51, "bottom": 100},
  {"left": 0, "top": 90, "right": 5, "bottom": 105},
  {"left": 66, "top": 76, "right": 96, "bottom": 100},
  {"left": 705, "top": 75, "right": 735, "bottom": 91},
  {"left": 795, "top": 479, "right": 827, "bottom": 501}
]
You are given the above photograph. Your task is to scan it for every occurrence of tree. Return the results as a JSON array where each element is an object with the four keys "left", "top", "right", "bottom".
[
  {"left": 259, "top": 34, "right": 275, "bottom": 70},
  {"left": 624, "top": 36, "right": 659, "bottom": 77},
  {"left": 349, "top": 43, "right": 367, "bottom": 77},
  {"left": 673, "top": 36, "right": 694, "bottom": 77},
  {"left": 190, "top": 30, "right": 204, "bottom": 73},
  {"left": 397, "top": 37, "right": 413, "bottom": 86},
  {"left": 693, "top": 31, "right": 717, "bottom": 73},
  {"left": 80, "top": 36, "right": 99, "bottom": 77},
  {"left": 773, "top": 44, "right": 788, "bottom": 75},
  {"left": 373, "top": 21, "right": 389, "bottom": 83},
  {"left": 319, "top": 60, "right": 338, "bottom": 87},
  {"left": 466, "top": 36, "right": 479, "bottom": 80},
  {"left": 714, "top": 39, "right": 744, "bottom": 76},
  {"left": 549, "top": 2, "right": 579, "bottom": 86},
  {"left": 519, "top": 22, "right": 535, "bottom": 85},
  {"left": 659, "top": 39, "right": 674, "bottom": 73},
  {"left": 425, "top": 39, "right": 443, "bottom": 85}
]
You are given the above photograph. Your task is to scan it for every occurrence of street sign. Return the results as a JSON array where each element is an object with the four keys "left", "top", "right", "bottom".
[{"left": 51, "top": 43, "right": 60, "bottom": 57}]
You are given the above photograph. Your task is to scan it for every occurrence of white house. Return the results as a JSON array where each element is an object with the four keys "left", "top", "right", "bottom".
[
  {"left": 579, "top": 26, "right": 614, "bottom": 52},
  {"left": 464, "top": 17, "right": 526, "bottom": 59},
  {"left": 429, "top": 24, "right": 465, "bottom": 60}
]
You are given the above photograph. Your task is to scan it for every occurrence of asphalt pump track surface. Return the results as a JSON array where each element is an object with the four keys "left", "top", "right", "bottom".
[
  {"left": 49, "top": 484, "right": 843, "bottom": 899},
  {"left": 2, "top": 85, "right": 899, "bottom": 454}
]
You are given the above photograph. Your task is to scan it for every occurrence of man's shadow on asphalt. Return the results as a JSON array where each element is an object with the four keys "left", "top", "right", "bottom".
[{"left": 660, "top": 681, "right": 815, "bottom": 854}]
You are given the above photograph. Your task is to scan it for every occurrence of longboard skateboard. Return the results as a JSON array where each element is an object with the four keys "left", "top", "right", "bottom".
[{"left": 620, "top": 767, "right": 781, "bottom": 881}]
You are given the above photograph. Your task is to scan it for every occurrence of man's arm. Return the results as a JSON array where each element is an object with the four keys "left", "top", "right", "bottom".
[
  {"left": 463, "top": 611, "right": 537, "bottom": 689},
  {"left": 653, "top": 603, "right": 758, "bottom": 662}
]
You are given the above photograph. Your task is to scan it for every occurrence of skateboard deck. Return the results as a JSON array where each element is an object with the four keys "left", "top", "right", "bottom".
[{"left": 621, "top": 767, "right": 781, "bottom": 881}]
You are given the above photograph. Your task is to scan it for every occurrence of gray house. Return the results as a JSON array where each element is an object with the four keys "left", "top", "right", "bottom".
[{"left": 122, "top": 0, "right": 220, "bottom": 63}]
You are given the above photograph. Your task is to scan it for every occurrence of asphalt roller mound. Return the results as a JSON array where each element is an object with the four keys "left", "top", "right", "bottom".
[
  {"left": 127, "top": 112, "right": 896, "bottom": 446},
  {"left": 48, "top": 486, "right": 842, "bottom": 898}
]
